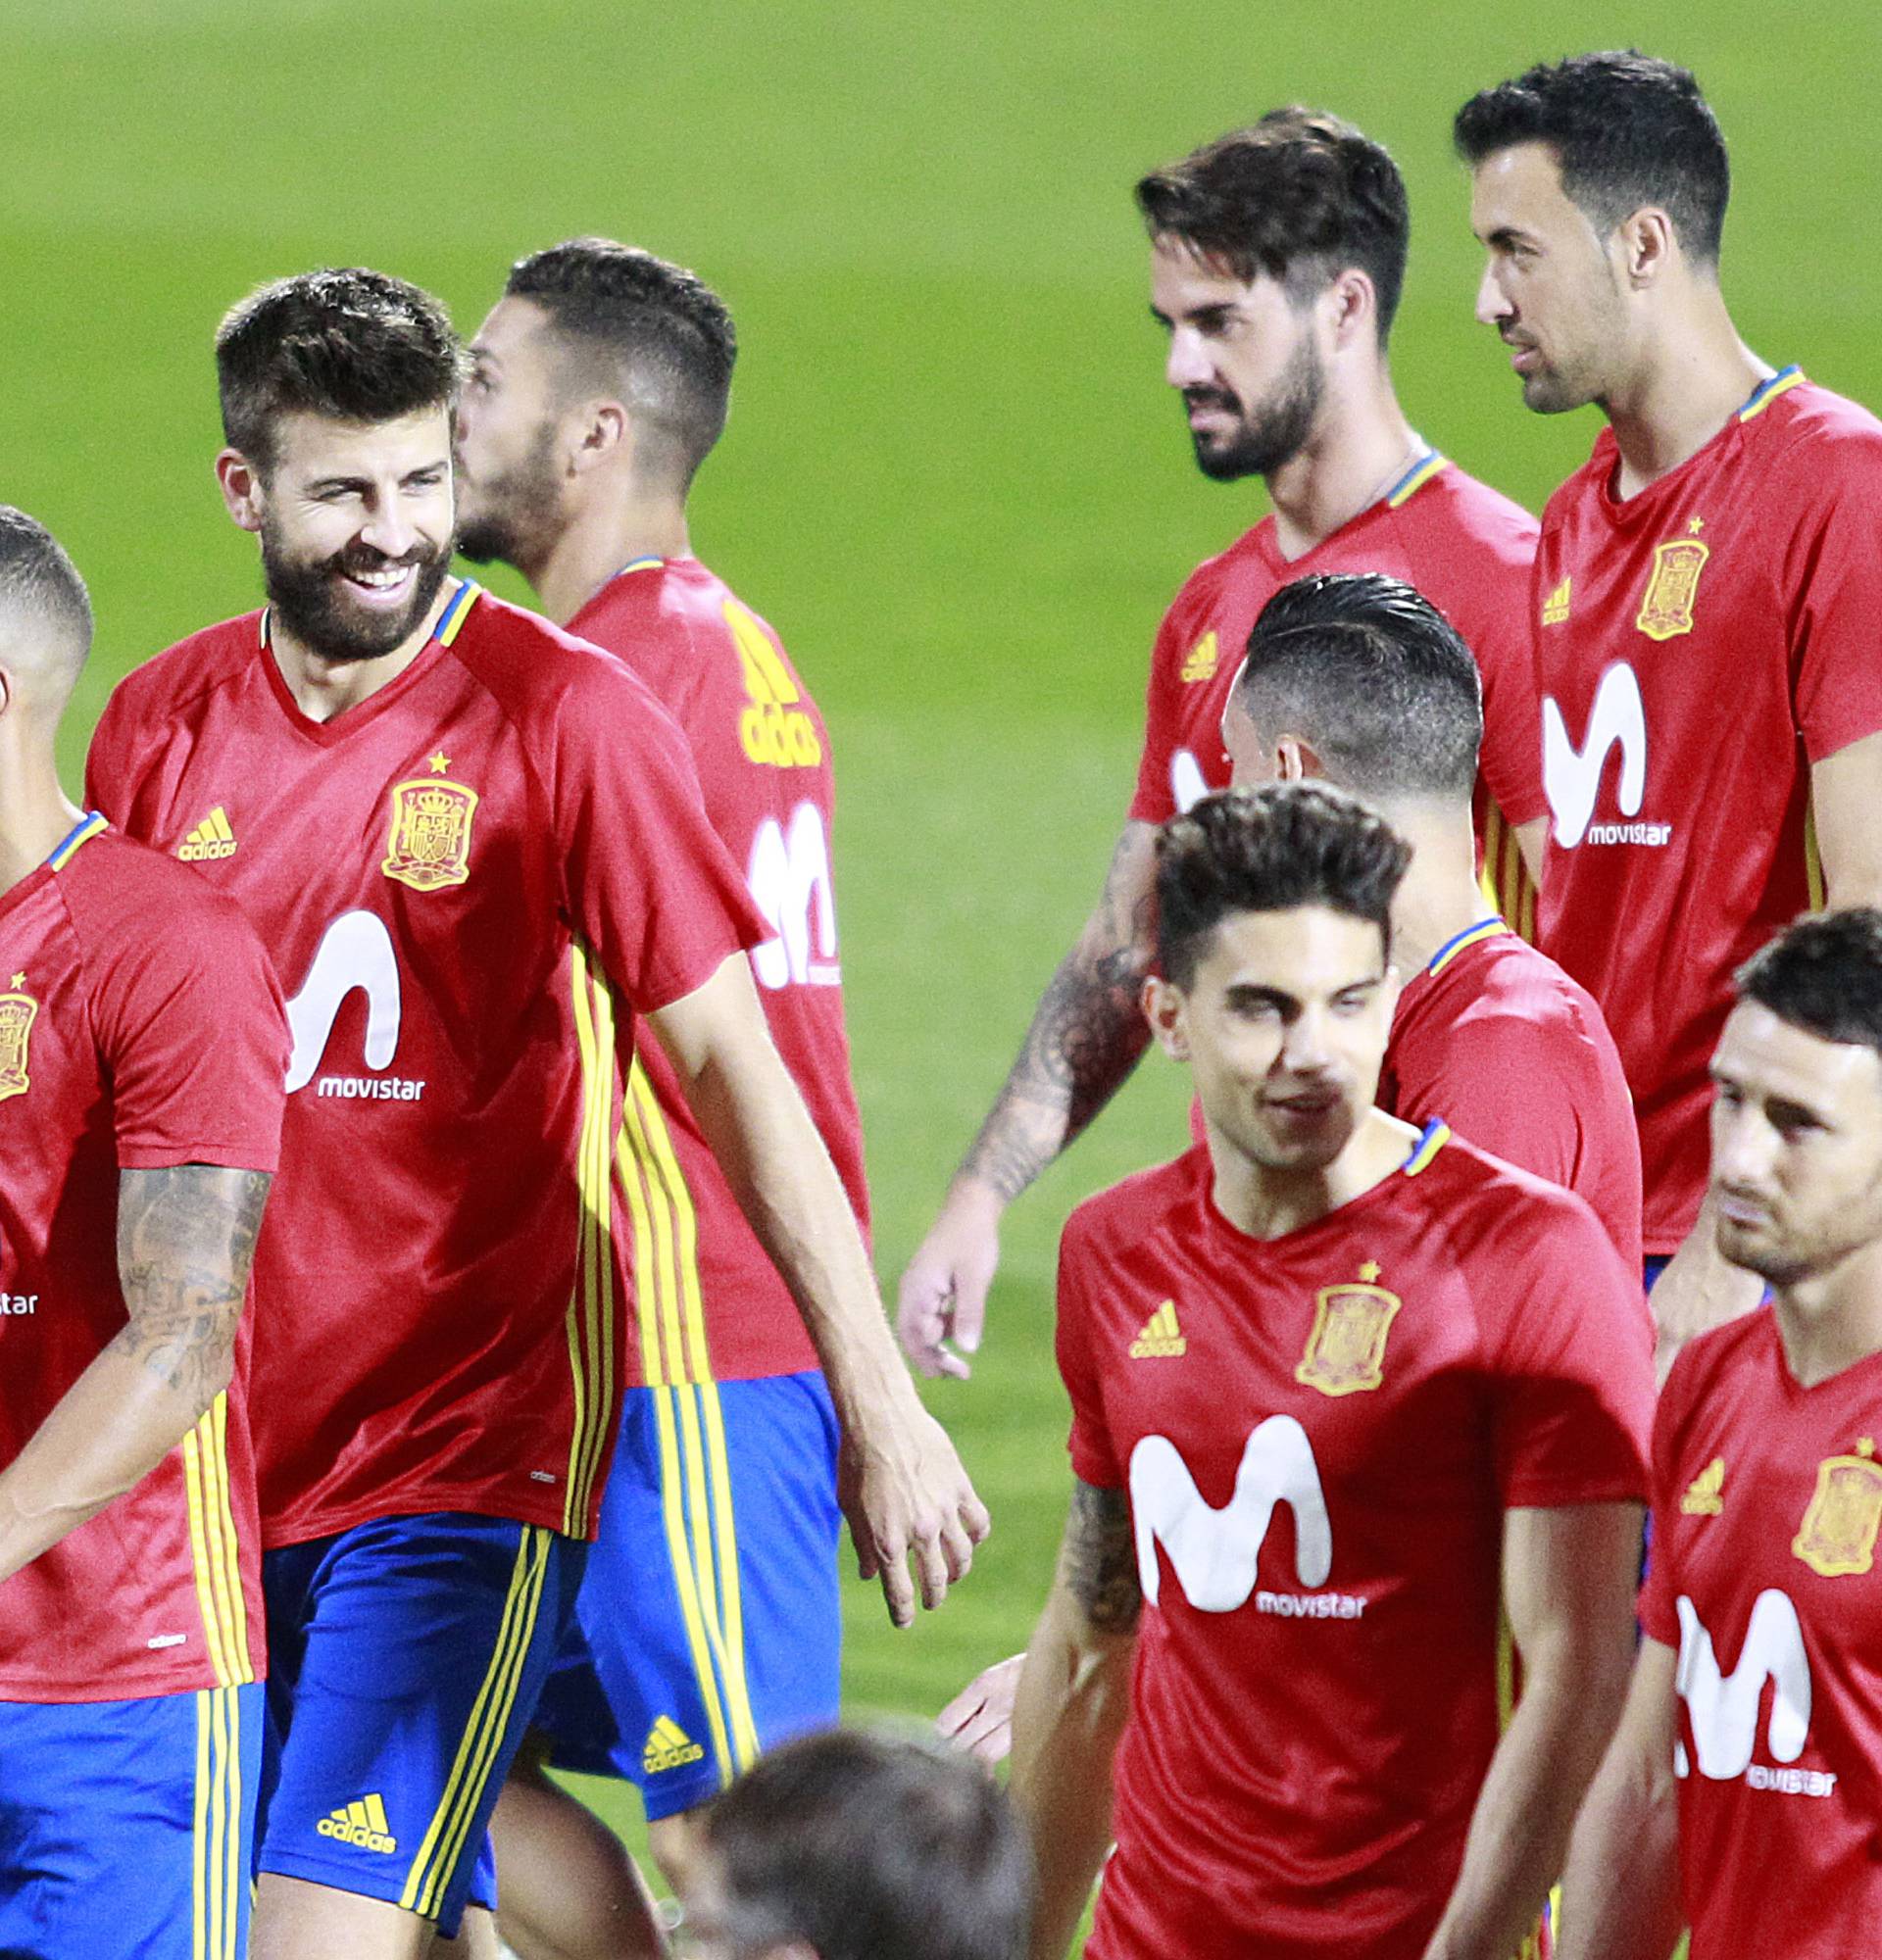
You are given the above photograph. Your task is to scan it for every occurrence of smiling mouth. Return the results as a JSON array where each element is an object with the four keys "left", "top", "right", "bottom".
[{"left": 339, "top": 561, "right": 420, "bottom": 605}]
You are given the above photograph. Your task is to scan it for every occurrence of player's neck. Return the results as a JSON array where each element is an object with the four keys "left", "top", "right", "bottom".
[
  {"left": 269, "top": 581, "right": 456, "bottom": 724},
  {"left": 1772, "top": 1241, "right": 1882, "bottom": 1389},
  {"left": 1210, "top": 1106, "right": 1420, "bottom": 1242},
  {"left": 1603, "top": 291, "right": 1769, "bottom": 498},
  {"left": 0, "top": 739, "right": 83, "bottom": 898},
  {"left": 1264, "top": 370, "right": 1419, "bottom": 563},
  {"left": 1378, "top": 801, "right": 1490, "bottom": 978},
  {"left": 534, "top": 490, "right": 692, "bottom": 628}
]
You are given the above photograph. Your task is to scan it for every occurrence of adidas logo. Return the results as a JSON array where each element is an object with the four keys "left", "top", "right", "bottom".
[
  {"left": 316, "top": 1792, "right": 397, "bottom": 1854},
  {"left": 1179, "top": 632, "right": 1219, "bottom": 684},
  {"left": 1128, "top": 1299, "right": 1187, "bottom": 1359},
  {"left": 643, "top": 1715, "right": 706, "bottom": 1774},
  {"left": 1541, "top": 576, "right": 1572, "bottom": 627},
  {"left": 177, "top": 808, "right": 237, "bottom": 861},
  {"left": 1680, "top": 1456, "right": 1725, "bottom": 1517}
]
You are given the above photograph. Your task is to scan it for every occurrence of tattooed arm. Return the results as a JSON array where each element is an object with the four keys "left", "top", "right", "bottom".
[
  {"left": 1011, "top": 1479, "right": 1142, "bottom": 1960},
  {"left": 0, "top": 1164, "right": 272, "bottom": 1586},
  {"left": 899, "top": 822, "right": 1159, "bottom": 1376}
]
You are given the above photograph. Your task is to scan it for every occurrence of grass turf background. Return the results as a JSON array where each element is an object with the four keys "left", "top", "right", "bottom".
[{"left": 6, "top": 0, "right": 1878, "bottom": 1920}]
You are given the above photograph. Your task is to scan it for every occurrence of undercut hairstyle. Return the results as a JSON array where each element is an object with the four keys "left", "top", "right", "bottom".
[
  {"left": 1155, "top": 783, "right": 1411, "bottom": 989},
  {"left": 216, "top": 269, "right": 465, "bottom": 473},
  {"left": 1135, "top": 109, "right": 1411, "bottom": 342},
  {"left": 700, "top": 1729, "right": 1033, "bottom": 1960},
  {"left": 505, "top": 237, "right": 737, "bottom": 488},
  {"left": 0, "top": 506, "right": 93, "bottom": 662},
  {"left": 1236, "top": 572, "right": 1482, "bottom": 802},
  {"left": 1454, "top": 51, "right": 1731, "bottom": 266},
  {"left": 1737, "top": 910, "right": 1882, "bottom": 1061}
]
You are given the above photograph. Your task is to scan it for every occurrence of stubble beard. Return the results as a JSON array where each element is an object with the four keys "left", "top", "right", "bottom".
[
  {"left": 260, "top": 525, "right": 452, "bottom": 667},
  {"left": 1187, "top": 334, "right": 1325, "bottom": 483}
]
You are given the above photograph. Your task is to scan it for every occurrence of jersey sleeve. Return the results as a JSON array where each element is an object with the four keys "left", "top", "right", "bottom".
[
  {"left": 1482, "top": 1195, "right": 1655, "bottom": 1508},
  {"left": 1432, "top": 1013, "right": 1586, "bottom": 1190},
  {"left": 1781, "top": 432, "right": 1882, "bottom": 762},
  {"left": 1439, "top": 533, "right": 1547, "bottom": 830},
  {"left": 76, "top": 863, "right": 288, "bottom": 1172},
  {"left": 547, "top": 653, "right": 768, "bottom": 1012},
  {"left": 1127, "top": 599, "right": 1191, "bottom": 826},
  {"left": 1056, "top": 1215, "right": 1123, "bottom": 1490},
  {"left": 82, "top": 687, "right": 139, "bottom": 828},
  {"left": 1636, "top": 1347, "right": 1695, "bottom": 1646}
]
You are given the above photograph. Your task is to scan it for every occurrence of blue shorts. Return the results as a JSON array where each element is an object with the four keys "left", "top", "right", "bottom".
[
  {"left": 0, "top": 1682, "right": 262, "bottom": 1960},
  {"left": 535, "top": 1371, "right": 842, "bottom": 1821},
  {"left": 257, "top": 1513, "right": 584, "bottom": 1938}
]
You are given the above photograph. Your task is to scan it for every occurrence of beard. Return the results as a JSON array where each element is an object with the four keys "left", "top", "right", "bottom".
[
  {"left": 1186, "top": 333, "right": 1325, "bottom": 483},
  {"left": 261, "top": 527, "right": 451, "bottom": 666},
  {"left": 454, "top": 424, "right": 562, "bottom": 571}
]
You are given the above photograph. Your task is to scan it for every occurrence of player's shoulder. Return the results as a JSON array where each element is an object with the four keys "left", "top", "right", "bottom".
[
  {"left": 1064, "top": 1150, "right": 1202, "bottom": 1259},
  {"left": 1404, "top": 460, "right": 1540, "bottom": 556},
  {"left": 446, "top": 586, "right": 676, "bottom": 732},
  {"left": 57, "top": 827, "right": 267, "bottom": 961},
  {"left": 1411, "top": 1125, "right": 1610, "bottom": 1249},
  {"left": 1452, "top": 933, "right": 1610, "bottom": 1046},
  {"left": 1660, "top": 1301, "right": 1776, "bottom": 1420},
  {"left": 1170, "top": 516, "right": 1276, "bottom": 610},
  {"left": 1750, "top": 374, "right": 1882, "bottom": 481},
  {"left": 101, "top": 612, "right": 263, "bottom": 729}
]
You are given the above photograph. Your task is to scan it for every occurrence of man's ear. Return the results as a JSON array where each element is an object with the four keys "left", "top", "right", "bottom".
[
  {"left": 1144, "top": 974, "right": 1190, "bottom": 1061},
  {"left": 216, "top": 450, "right": 265, "bottom": 534},
  {"left": 569, "top": 399, "right": 630, "bottom": 476},
  {"left": 1275, "top": 733, "right": 1326, "bottom": 782}
]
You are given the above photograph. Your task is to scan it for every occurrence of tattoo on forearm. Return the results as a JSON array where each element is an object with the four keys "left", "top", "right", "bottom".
[
  {"left": 1062, "top": 1479, "right": 1142, "bottom": 1635},
  {"left": 110, "top": 1166, "right": 272, "bottom": 1409},
  {"left": 959, "top": 828, "right": 1156, "bottom": 1201}
]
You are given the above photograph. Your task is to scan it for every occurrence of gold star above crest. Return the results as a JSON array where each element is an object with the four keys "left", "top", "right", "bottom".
[
  {"left": 1687, "top": 515, "right": 1706, "bottom": 535},
  {"left": 1360, "top": 1260, "right": 1381, "bottom": 1283},
  {"left": 8, "top": 973, "right": 24, "bottom": 991},
  {"left": 428, "top": 751, "right": 451, "bottom": 774}
]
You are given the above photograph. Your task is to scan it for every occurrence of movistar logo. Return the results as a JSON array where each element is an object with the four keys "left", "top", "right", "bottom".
[
  {"left": 1675, "top": 1591, "right": 1812, "bottom": 1783},
  {"left": 284, "top": 910, "right": 403, "bottom": 1095},
  {"left": 1128, "top": 1418, "right": 1332, "bottom": 1613},
  {"left": 1542, "top": 662, "right": 1649, "bottom": 850}
]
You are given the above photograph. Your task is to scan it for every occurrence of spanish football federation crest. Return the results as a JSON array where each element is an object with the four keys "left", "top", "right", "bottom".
[
  {"left": 1793, "top": 1442, "right": 1882, "bottom": 1578},
  {"left": 1295, "top": 1262, "right": 1400, "bottom": 1397},
  {"left": 1635, "top": 533, "right": 1709, "bottom": 642},
  {"left": 381, "top": 757, "right": 478, "bottom": 894},
  {"left": 0, "top": 977, "right": 36, "bottom": 1103}
]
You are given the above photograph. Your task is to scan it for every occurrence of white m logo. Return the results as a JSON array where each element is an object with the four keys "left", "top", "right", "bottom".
[
  {"left": 284, "top": 910, "right": 402, "bottom": 1093},
  {"left": 1674, "top": 1590, "right": 1812, "bottom": 1780},
  {"left": 1169, "top": 749, "right": 1209, "bottom": 816},
  {"left": 747, "top": 802, "right": 839, "bottom": 990},
  {"left": 1128, "top": 1417, "right": 1331, "bottom": 1612},
  {"left": 1542, "top": 662, "right": 1648, "bottom": 849}
]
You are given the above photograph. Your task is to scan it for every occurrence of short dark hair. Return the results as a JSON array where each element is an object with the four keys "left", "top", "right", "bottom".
[
  {"left": 700, "top": 1729, "right": 1032, "bottom": 1960},
  {"left": 216, "top": 268, "right": 465, "bottom": 471},
  {"left": 505, "top": 237, "right": 737, "bottom": 487},
  {"left": 0, "top": 506, "right": 93, "bottom": 659},
  {"left": 1235, "top": 573, "right": 1482, "bottom": 802},
  {"left": 1135, "top": 109, "right": 1410, "bottom": 342},
  {"left": 1155, "top": 783, "right": 1411, "bottom": 988},
  {"left": 1737, "top": 910, "right": 1882, "bottom": 1061},
  {"left": 1454, "top": 52, "right": 1730, "bottom": 266}
]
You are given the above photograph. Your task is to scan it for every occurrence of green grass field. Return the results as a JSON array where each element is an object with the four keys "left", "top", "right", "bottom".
[{"left": 5, "top": 0, "right": 1876, "bottom": 1932}]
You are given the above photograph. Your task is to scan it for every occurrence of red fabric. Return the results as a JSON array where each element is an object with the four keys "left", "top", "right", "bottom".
[
  {"left": 1128, "top": 462, "right": 1543, "bottom": 849},
  {"left": 1056, "top": 1134, "right": 1652, "bottom": 1959},
  {"left": 1379, "top": 926, "right": 1644, "bottom": 1272},
  {"left": 86, "top": 584, "right": 765, "bottom": 1545},
  {"left": 569, "top": 559, "right": 868, "bottom": 1382},
  {"left": 1641, "top": 1309, "right": 1882, "bottom": 1960},
  {"left": 0, "top": 827, "right": 285, "bottom": 1698},
  {"left": 1534, "top": 378, "right": 1882, "bottom": 1252}
]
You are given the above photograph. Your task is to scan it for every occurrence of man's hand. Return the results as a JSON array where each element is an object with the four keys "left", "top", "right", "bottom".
[
  {"left": 1651, "top": 1195, "right": 1764, "bottom": 1385},
  {"left": 898, "top": 1184, "right": 1004, "bottom": 1379},
  {"left": 840, "top": 1396, "right": 991, "bottom": 1628},
  {"left": 938, "top": 1653, "right": 1023, "bottom": 1765}
]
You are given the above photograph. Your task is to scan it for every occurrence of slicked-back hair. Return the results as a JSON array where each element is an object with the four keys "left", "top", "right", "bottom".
[
  {"left": 1136, "top": 110, "right": 1411, "bottom": 343},
  {"left": 0, "top": 506, "right": 93, "bottom": 659},
  {"left": 1454, "top": 51, "right": 1730, "bottom": 267},
  {"left": 1155, "top": 783, "right": 1411, "bottom": 989},
  {"left": 216, "top": 269, "right": 464, "bottom": 474},
  {"left": 701, "top": 1729, "right": 1033, "bottom": 1960},
  {"left": 1737, "top": 910, "right": 1882, "bottom": 1063},
  {"left": 506, "top": 237, "right": 737, "bottom": 488},
  {"left": 1236, "top": 572, "right": 1482, "bottom": 803}
]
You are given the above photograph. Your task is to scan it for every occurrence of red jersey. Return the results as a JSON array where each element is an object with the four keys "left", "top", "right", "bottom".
[
  {"left": 1641, "top": 1308, "right": 1882, "bottom": 1960},
  {"left": 1057, "top": 1126, "right": 1653, "bottom": 1960},
  {"left": 0, "top": 818, "right": 286, "bottom": 1700},
  {"left": 1131, "top": 456, "right": 1544, "bottom": 933},
  {"left": 1378, "top": 918, "right": 1643, "bottom": 1271},
  {"left": 1534, "top": 372, "right": 1882, "bottom": 1252},
  {"left": 85, "top": 581, "right": 765, "bottom": 1547},
  {"left": 568, "top": 557, "right": 867, "bottom": 1384}
]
